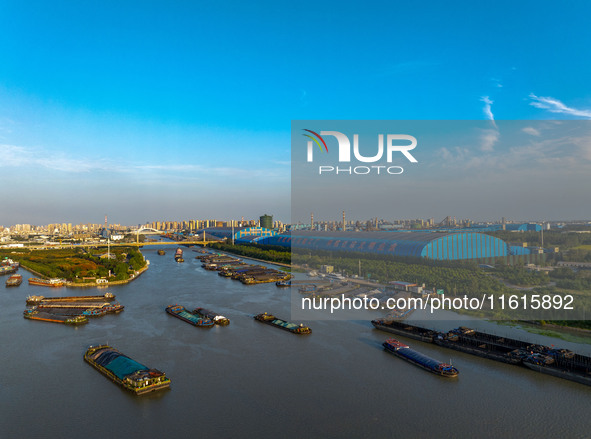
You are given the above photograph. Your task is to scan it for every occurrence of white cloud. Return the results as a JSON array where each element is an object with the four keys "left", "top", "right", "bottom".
[
  {"left": 522, "top": 127, "right": 540, "bottom": 136},
  {"left": 0, "top": 143, "right": 116, "bottom": 173},
  {"left": 480, "top": 96, "right": 495, "bottom": 122},
  {"left": 0, "top": 144, "right": 285, "bottom": 179},
  {"left": 479, "top": 128, "right": 499, "bottom": 152},
  {"left": 529, "top": 93, "right": 591, "bottom": 118}
]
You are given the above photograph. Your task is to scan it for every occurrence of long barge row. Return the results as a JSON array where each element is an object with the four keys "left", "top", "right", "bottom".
[
  {"left": 84, "top": 345, "right": 171, "bottom": 395},
  {"left": 198, "top": 254, "right": 291, "bottom": 285},
  {"left": 371, "top": 319, "right": 591, "bottom": 386}
]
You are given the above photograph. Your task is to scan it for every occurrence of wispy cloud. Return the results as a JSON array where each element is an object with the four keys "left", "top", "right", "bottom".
[
  {"left": 522, "top": 126, "right": 540, "bottom": 136},
  {"left": 0, "top": 144, "right": 115, "bottom": 172},
  {"left": 0, "top": 144, "right": 287, "bottom": 179},
  {"left": 480, "top": 96, "right": 495, "bottom": 122},
  {"left": 529, "top": 93, "right": 591, "bottom": 118},
  {"left": 479, "top": 128, "right": 499, "bottom": 152}
]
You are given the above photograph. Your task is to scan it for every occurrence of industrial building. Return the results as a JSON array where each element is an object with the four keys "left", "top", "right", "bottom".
[
  {"left": 255, "top": 231, "right": 511, "bottom": 261},
  {"left": 259, "top": 214, "right": 273, "bottom": 230},
  {"left": 197, "top": 226, "right": 277, "bottom": 242}
]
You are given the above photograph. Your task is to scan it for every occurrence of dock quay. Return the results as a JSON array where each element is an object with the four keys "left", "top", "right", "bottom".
[{"left": 372, "top": 319, "right": 591, "bottom": 387}]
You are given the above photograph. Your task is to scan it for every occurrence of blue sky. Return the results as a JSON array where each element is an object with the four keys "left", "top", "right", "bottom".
[{"left": 1, "top": 1, "right": 590, "bottom": 225}]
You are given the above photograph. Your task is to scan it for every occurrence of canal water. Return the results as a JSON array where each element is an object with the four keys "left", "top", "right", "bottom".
[{"left": 1, "top": 246, "right": 590, "bottom": 438}]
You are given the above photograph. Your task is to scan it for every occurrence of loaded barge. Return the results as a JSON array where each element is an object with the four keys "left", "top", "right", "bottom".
[
  {"left": 254, "top": 312, "right": 311, "bottom": 334},
  {"left": 193, "top": 307, "right": 230, "bottom": 325},
  {"left": 6, "top": 274, "right": 22, "bottom": 287},
  {"left": 23, "top": 309, "right": 88, "bottom": 325},
  {"left": 28, "top": 278, "right": 65, "bottom": 287},
  {"left": 0, "top": 265, "right": 17, "bottom": 275},
  {"left": 166, "top": 305, "right": 214, "bottom": 327},
  {"left": 383, "top": 339, "right": 459, "bottom": 377},
  {"left": 372, "top": 319, "right": 591, "bottom": 387},
  {"left": 26, "top": 292, "right": 115, "bottom": 305},
  {"left": 84, "top": 345, "right": 171, "bottom": 395},
  {"left": 371, "top": 319, "right": 438, "bottom": 343}
]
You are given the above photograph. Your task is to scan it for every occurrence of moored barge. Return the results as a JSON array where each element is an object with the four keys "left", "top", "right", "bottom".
[
  {"left": 0, "top": 265, "right": 17, "bottom": 275},
  {"left": 193, "top": 307, "right": 230, "bottom": 325},
  {"left": 28, "top": 277, "right": 66, "bottom": 287},
  {"left": 166, "top": 305, "right": 214, "bottom": 327},
  {"left": 26, "top": 292, "right": 115, "bottom": 305},
  {"left": 383, "top": 338, "right": 459, "bottom": 377},
  {"left": 254, "top": 312, "right": 311, "bottom": 334},
  {"left": 6, "top": 274, "right": 22, "bottom": 287},
  {"left": 84, "top": 345, "right": 171, "bottom": 395},
  {"left": 23, "top": 309, "right": 88, "bottom": 325}
]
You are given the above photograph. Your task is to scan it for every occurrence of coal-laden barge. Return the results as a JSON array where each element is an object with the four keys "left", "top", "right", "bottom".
[
  {"left": 372, "top": 318, "right": 591, "bottom": 387},
  {"left": 254, "top": 312, "right": 311, "bottom": 334},
  {"left": 166, "top": 305, "right": 214, "bottom": 327},
  {"left": 84, "top": 345, "right": 171, "bottom": 395}
]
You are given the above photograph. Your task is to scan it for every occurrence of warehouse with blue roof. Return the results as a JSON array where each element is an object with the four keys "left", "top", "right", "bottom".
[{"left": 255, "top": 231, "right": 511, "bottom": 261}]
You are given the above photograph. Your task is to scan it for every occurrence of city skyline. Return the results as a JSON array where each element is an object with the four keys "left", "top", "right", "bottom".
[{"left": 1, "top": 2, "right": 591, "bottom": 225}]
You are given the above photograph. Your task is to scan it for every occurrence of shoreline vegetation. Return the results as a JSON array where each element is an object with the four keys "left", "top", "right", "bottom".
[{"left": 1, "top": 246, "right": 148, "bottom": 287}]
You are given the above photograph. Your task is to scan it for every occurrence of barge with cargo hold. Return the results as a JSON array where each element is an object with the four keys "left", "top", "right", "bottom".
[
  {"left": 383, "top": 338, "right": 459, "bottom": 377},
  {"left": 6, "top": 274, "right": 22, "bottom": 287},
  {"left": 254, "top": 312, "right": 311, "bottom": 334},
  {"left": 371, "top": 319, "right": 438, "bottom": 343},
  {"left": 193, "top": 307, "right": 230, "bottom": 325},
  {"left": 26, "top": 292, "right": 115, "bottom": 305},
  {"left": 84, "top": 345, "right": 171, "bottom": 395},
  {"left": 0, "top": 265, "right": 17, "bottom": 275},
  {"left": 28, "top": 278, "right": 65, "bottom": 287},
  {"left": 166, "top": 305, "right": 214, "bottom": 327},
  {"left": 23, "top": 309, "right": 88, "bottom": 325}
]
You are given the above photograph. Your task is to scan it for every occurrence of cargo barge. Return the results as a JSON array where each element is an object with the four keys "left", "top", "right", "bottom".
[
  {"left": 26, "top": 292, "right": 115, "bottom": 305},
  {"left": 434, "top": 326, "right": 530, "bottom": 365},
  {"left": 23, "top": 309, "right": 88, "bottom": 325},
  {"left": 371, "top": 319, "right": 438, "bottom": 343},
  {"left": 372, "top": 320, "right": 591, "bottom": 387},
  {"left": 157, "top": 249, "right": 166, "bottom": 255},
  {"left": 84, "top": 345, "right": 171, "bottom": 395},
  {"left": 383, "top": 339, "right": 459, "bottom": 377},
  {"left": 165, "top": 305, "right": 214, "bottom": 327},
  {"left": 0, "top": 265, "right": 17, "bottom": 275},
  {"left": 193, "top": 307, "right": 230, "bottom": 325},
  {"left": 254, "top": 312, "right": 311, "bottom": 334},
  {"left": 6, "top": 274, "right": 22, "bottom": 287},
  {"left": 28, "top": 278, "right": 66, "bottom": 287}
]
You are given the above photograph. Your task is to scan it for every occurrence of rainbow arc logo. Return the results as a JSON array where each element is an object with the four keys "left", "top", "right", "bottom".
[{"left": 302, "top": 129, "right": 328, "bottom": 153}]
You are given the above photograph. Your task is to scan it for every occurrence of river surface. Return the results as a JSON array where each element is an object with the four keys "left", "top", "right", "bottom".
[{"left": 1, "top": 246, "right": 591, "bottom": 438}]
